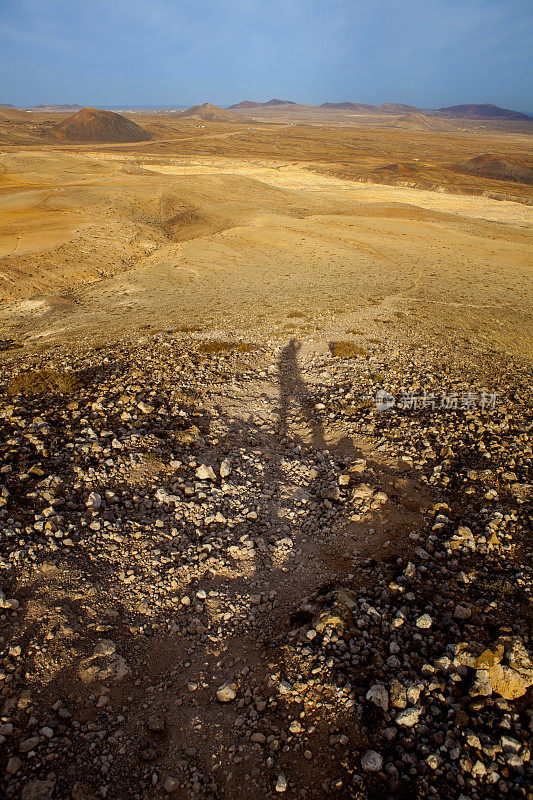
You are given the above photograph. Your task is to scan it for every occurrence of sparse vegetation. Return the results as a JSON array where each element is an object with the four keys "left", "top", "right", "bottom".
[
  {"left": 329, "top": 341, "right": 368, "bottom": 358},
  {"left": 198, "top": 340, "right": 257, "bottom": 354},
  {"left": 0, "top": 338, "right": 22, "bottom": 352},
  {"left": 8, "top": 369, "right": 79, "bottom": 396}
]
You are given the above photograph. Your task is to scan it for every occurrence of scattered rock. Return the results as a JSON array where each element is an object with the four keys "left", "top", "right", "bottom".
[
  {"left": 195, "top": 464, "right": 216, "bottom": 481},
  {"left": 366, "top": 684, "right": 389, "bottom": 712},
  {"left": 216, "top": 682, "right": 237, "bottom": 702},
  {"left": 361, "top": 750, "right": 383, "bottom": 772}
]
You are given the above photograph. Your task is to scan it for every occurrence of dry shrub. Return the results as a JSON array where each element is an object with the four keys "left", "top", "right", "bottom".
[
  {"left": 170, "top": 388, "right": 200, "bottom": 405},
  {"left": 329, "top": 341, "right": 368, "bottom": 358},
  {"left": 0, "top": 339, "right": 23, "bottom": 353},
  {"left": 8, "top": 370, "right": 79, "bottom": 397},
  {"left": 198, "top": 340, "right": 235, "bottom": 354},
  {"left": 198, "top": 340, "right": 256, "bottom": 355}
]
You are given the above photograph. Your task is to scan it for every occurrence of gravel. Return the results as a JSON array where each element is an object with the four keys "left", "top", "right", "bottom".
[{"left": 0, "top": 330, "right": 531, "bottom": 800}]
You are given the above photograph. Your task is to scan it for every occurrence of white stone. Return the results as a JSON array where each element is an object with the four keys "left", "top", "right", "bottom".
[
  {"left": 470, "top": 669, "right": 493, "bottom": 696},
  {"left": 196, "top": 464, "right": 216, "bottom": 481},
  {"left": 395, "top": 707, "right": 422, "bottom": 727},
  {"left": 86, "top": 492, "right": 102, "bottom": 510},
  {"left": 366, "top": 684, "right": 389, "bottom": 712},
  {"left": 216, "top": 682, "right": 237, "bottom": 702},
  {"left": 220, "top": 459, "right": 232, "bottom": 478}
]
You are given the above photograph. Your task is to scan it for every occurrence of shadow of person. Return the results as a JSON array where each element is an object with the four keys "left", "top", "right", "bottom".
[{"left": 278, "top": 338, "right": 327, "bottom": 451}]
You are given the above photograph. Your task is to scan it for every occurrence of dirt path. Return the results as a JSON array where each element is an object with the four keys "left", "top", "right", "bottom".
[{"left": 0, "top": 123, "right": 294, "bottom": 153}]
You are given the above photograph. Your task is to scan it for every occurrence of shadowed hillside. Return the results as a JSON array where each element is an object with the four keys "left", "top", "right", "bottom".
[{"left": 452, "top": 153, "right": 533, "bottom": 184}]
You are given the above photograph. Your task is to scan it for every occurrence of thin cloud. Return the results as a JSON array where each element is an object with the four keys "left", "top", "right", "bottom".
[{"left": 1, "top": 0, "right": 531, "bottom": 108}]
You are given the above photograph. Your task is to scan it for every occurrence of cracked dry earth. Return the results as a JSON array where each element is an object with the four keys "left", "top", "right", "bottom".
[{"left": 0, "top": 330, "right": 532, "bottom": 800}]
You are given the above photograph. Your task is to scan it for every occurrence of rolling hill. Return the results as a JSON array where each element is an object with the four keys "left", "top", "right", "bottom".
[
  {"left": 229, "top": 99, "right": 296, "bottom": 109},
  {"left": 452, "top": 153, "right": 533, "bottom": 184},
  {"left": 0, "top": 106, "right": 31, "bottom": 122},
  {"left": 320, "top": 101, "right": 422, "bottom": 114},
  {"left": 321, "top": 102, "right": 376, "bottom": 112},
  {"left": 435, "top": 104, "right": 530, "bottom": 120},
  {"left": 378, "top": 102, "right": 421, "bottom": 114},
  {"left": 29, "top": 104, "right": 83, "bottom": 112},
  {"left": 393, "top": 113, "right": 450, "bottom": 131},
  {"left": 181, "top": 103, "right": 239, "bottom": 121},
  {"left": 53, "top": 107, "right": 152, "bottom": 142}
]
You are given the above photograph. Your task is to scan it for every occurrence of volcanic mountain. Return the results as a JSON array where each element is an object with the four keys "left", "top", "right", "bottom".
[
  {"left": 320, "top": 101, "right": 421, "bottom": 114},
  {"left": 393, "top": 113, "right": 450, "bottom": 131},
  {"left": 435, "top": 104, "right": 530, "bottom": 120},
  {"left": 452, "top": 153, "right": 533, "bottom": 184},
  {"left": 228, "top": 99, "right": 296, "bottom": 109},
  {"left": 181, "top": 103, "right": 239, "bottom": 121},
  {"left": 30, "top": 104, "right": 83, "bottom": 112},
  {"left": 320, "top": 102, "right": 376, "bottom": 112},
  {"left": 0, "top": 106, "right": 30, "bottom": 122},
  {"left": 53, "top": 107, "right": 151, "bottom": 142},
  {"left": 378, "top": 102, "right": 421, "bottom": 114}
]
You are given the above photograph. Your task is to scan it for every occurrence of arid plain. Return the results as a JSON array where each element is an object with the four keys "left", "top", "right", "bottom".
[{"left": 1, "top": 108, "right": 532, "bottom": 358}]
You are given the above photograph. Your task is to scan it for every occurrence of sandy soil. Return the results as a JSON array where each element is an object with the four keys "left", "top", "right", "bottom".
[
  {"left": 135, "top": 157, "right": 533, "bottom": 225},
  {"left": 0, "top": 119, "right": 531, "bottom": 361},
  {"left": 0, "top": 141, "right": 531, "bottom": 363}
]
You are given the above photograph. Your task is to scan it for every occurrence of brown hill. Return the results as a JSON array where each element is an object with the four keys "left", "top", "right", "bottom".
[
  {"left": 453, "top": 153, "right": 533, "bottom": 184},
  {"left": 30, "top": 103, "right": 83, "bottom": 112},
  {"left": 229, "top": 98, "right": 295, "bottom": 109},
  {"left": 320, "top": 102, "right": 375, "bottom": 112},
  {"left": 263, "top": 99, "right": 295, "bottom": 106},
  {"left": 373, "top": 161, "right": 421, "bottom": 177},
  {"left": 377, "top": 102, "right": 421, "bottom": 114},
  {"left": 393, "top": 113, "right": 450, "bottom": 131},
  {"left": 320, "top": 101, "right": 421, "bottom": 114},
  {"left": 0, "top": 105, "right": 30, "bottom": 122},
  {"left": 229, "top": 101, "right": 261, "bottom": 109},
  {"left": 181, "top": 103, "right": 239, "bottom": 121},
  {"left": 435, "top": 104, "right": 530, "bottom": 120},
  {"left": 53, "top": 107, "right": 151, "bottom": 142}
]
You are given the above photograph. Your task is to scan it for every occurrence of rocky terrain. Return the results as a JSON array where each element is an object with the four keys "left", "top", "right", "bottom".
[{"left": 0, "top": 324, "right": 531, "bottom": 800}]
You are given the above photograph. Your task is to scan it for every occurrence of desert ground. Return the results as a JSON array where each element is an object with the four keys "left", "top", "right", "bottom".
[{"left": 0, "top": 110, "right": 532, "bottom": 800}]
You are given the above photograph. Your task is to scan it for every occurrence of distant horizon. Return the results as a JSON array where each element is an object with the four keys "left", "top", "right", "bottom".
[
  {"left": 3, "top": 98, "right": 532, "bottom": 116},
  {"left": 1, "top": 1, "right": 531, "bottom": 111}
]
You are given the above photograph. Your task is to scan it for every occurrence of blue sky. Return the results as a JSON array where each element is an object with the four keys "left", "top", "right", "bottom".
[{"left": 1, "top": 0, "right": 532, "bottom": 110}]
